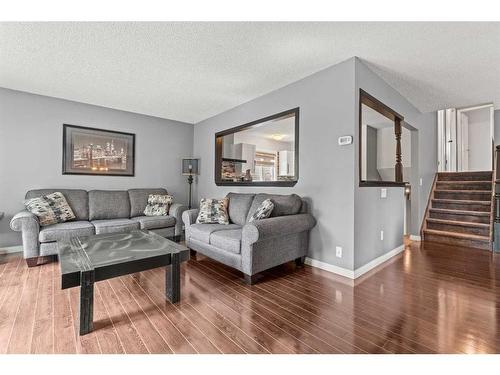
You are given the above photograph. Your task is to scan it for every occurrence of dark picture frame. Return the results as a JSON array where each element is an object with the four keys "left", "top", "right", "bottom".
[
  {"left": 215, "top": 108, "right": 299, "bottom": 187},
  {"left": 62, "top": 124, "right": 135, "bottom": 176}
]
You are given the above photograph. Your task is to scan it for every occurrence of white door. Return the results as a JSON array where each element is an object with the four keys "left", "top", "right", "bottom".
[
  {"left": 438, "top": 105, "right": 494, "bottom": 172},
  {"left": 457, "top": 104, "right": 494, "bottom": 171}
]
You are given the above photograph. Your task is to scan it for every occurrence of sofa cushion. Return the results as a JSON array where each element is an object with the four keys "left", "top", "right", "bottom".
[
  {"left": 144, "top": 194, "right": 173, "bottom": 216},
  {"left": 188, "top": 223, "right": 241, "bottom": 243},
  {"left": 246, "top": 193, "right": 302, "bottom": 222},
  {"left": 89, "top": 190, "right": 130, "bottom": 220},
  {"left": 128, "top": 188, "right": 168, "bottom": 217},
  {"left": 226, "top": 193, "right": 255, "bottom": 225},
  {"left": 26, "top": 189, "right": 89, "bottom": 220},
  {"left": 196, "top": 198, "right": 229, "bottom": 224},
  {"left": 91, "top": 219, "right": 139, "bottom": 234},
  {"left": 131, "top": 215, "right": 176, "bottom": 230},
  {"left": 39, "top": 221, "right": 95, "bottom": 243},
  {"left": 248, "top": 198, "right": 274, "bottom": 222},
  {"left": 24, "top": 192, "right": 76, "bottom": 226},
  {"left": 209, "top": 229, "right": 242, "bottom": 254}
]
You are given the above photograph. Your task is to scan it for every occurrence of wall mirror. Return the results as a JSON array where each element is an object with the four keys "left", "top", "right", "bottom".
[
  {"left": 359, "top": 89, "right": 408, "bottom": 187},
  {"left": 215, "top": 108, "right": 299, "bottom": 186}
]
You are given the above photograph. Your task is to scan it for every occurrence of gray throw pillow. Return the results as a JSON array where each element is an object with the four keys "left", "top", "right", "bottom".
[
  {"left": 144, "top": 194, "right": 173, "bottom": 216},
  {"left": 196, "top": 198, "right": 230, "bottom": 224},
  {"left": 249, "top": 199, "right": 274, "bottom": 222},
  {"left": 24, "top": 192, "right": 76, "bottom": 226}
]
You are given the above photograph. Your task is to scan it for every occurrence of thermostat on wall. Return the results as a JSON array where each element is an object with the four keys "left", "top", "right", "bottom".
[{"left": 338, "top": 135, "right": 353, "bottom": 146}]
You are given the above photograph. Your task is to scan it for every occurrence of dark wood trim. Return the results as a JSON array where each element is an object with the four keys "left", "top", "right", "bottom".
[
  {"left": 215, "top": 108, "right": 299, "bottom": 187},
  {"left": 62, "top": 123, "right": 136, "bottom": 177},
  {"left": 359, "top": 181, "right": 407, "bottom": 187},
  {"left": 222, "top": 158, "right": 247, "bottom": 163},
  {"left": 359, "top": 89, "right": 404, "bottom": 122},
  {"left": 216, "top": 180, "right": 298, "bottom": 187},
  {"left": 395, "top": 118, "right": 403, "bottom": 183},
  {"left": 359, "top": 89, "right": 405, "bottom": 187}
]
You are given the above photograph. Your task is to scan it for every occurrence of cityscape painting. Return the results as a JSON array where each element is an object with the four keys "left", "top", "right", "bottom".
[{"left": 62, "top": 124, "right": 135, "bottom": 176}]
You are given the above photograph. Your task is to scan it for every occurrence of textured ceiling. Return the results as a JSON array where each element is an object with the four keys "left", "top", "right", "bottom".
[{"left": 1, "top": 22, "right": 499, "bottom": 123}]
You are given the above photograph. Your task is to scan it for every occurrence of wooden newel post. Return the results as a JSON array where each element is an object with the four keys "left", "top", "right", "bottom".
[{"left": 395, "top": 118, "right": 403, "bottom": 183}]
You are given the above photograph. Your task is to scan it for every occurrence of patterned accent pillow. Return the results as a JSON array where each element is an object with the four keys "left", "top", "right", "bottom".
[
  {"left": 249, "top": 199, "right": 274, "bottom": 222},
  {"left": 196, "top": 198, "right": 229, "bottom": 224},
  {"left": 24, "top": 192, "right": 76, "bottom": 226},
  {"left": 144, "top": 194, "right": 173, "bottom": 216}
]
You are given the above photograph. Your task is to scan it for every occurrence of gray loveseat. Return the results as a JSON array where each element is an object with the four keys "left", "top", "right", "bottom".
[
  {"left": 182, "top": 193, "right": 316, "bottom": 284},
  {"left": 10, "top": 188, "right": 187, "bottom": 266}
]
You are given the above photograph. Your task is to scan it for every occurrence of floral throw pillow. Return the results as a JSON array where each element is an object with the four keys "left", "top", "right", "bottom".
[
  {"left": 196, "top": 198, "right": 229, "bottom": 224},
  {"left": 249, "top": 199, "right": 274, "bottom": 222},
  {"left": 24, "top": 192, "right": 76, "bottom": 226},
  {"left": 144, "top": 194, "right": 173, "bottom": 216}
]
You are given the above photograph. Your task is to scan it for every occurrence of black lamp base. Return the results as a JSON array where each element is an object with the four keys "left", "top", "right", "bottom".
[{"left": 187, "top": 175, "right": 194, "bottom": 209}]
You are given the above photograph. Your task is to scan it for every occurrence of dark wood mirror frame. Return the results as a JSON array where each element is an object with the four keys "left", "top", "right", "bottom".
[
  {"left": 215, "top": 108, "right": 299, "bottom": 187},
  {"left": 359, "top": 89, "right": 407, "bottom": 187}
]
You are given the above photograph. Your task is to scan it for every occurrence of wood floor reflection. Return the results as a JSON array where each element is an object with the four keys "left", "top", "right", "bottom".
[{"left": 0, "top": 239, "right": 499, "bottom": 353}]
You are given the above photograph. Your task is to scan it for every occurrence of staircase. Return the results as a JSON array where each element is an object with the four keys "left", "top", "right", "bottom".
[{"left": 421, "top": 171, "right": 494, "bottom": 250}]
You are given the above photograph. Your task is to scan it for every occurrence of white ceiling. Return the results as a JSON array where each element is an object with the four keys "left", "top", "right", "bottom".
[
  {"left": 242, "top": 116, "right": 295, "bottom": 142},
  {"left": 1, "top": 22, "right": 499, "bottom": 124}
]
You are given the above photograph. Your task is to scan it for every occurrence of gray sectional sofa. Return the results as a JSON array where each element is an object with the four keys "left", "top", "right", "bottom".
[
  {"left": 182, "top": 193, "right": 316, "bottom": 284},
  {"left": 10, "top": 188, "right": 186, "bottom": 266}
]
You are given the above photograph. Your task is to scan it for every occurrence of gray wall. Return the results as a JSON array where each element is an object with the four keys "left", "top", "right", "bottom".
[
  {"left": 193, "top": 56, "right": 438, "bottom": 272},
  {"left": 353, "top": 58, "right": 437, "bottom": 269},
  {"left": 193, "top": 58, "right": 357, "bottom": 270},
  {"left": 0, "top": 88, "right": 194, "bottom": 247},
  {"left": 365, "top": 125, "right": 381, "bottom": 180}
]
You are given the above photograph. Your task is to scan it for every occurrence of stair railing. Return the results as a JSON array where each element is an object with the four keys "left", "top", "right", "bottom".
[{"left": 492, "top": 145, "right": 500, "bottom": 251}]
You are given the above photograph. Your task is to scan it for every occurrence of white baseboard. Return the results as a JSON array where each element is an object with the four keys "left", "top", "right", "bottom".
[
  {"left": 304, "top": 257, "right": 354, "bottom": 279},
  {"left": 409, "top": 234, "right": 421, "bottom": 241},
  {"left": 0, "top": 245, "right": 22, "bottom": 254},
  {"left": 305, "top": 244, "right": 405, "bottom": 280},
  {"left": 353, "top": 244, "right": 405, "bottom": 278}
]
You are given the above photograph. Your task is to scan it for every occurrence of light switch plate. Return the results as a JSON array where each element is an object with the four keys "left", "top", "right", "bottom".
[
  {"left": 419, "top": 178, "right": 423, "bottom": 186},
  {"left": 380, "top": 230, "right": 384, "bottom": 241},
  {"left": 381, "top": 188, "right": 387, "bottom": 198},
  {"left": 338, "top": 135, "right": 353, "bottom": 146}
]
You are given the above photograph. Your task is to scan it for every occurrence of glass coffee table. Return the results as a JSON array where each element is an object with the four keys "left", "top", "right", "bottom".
[{"left": 58, "top": 230, "right": 189, "bottom": 335}]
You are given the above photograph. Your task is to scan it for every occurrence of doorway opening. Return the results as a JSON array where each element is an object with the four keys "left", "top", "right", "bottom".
[{"left": 438, "top": 104, "right": 495, "bottom": 172}]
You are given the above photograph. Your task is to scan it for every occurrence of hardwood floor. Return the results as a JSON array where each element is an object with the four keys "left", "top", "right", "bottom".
[{"left": 0, "top": 239, "right": 499, "bottom": 354}]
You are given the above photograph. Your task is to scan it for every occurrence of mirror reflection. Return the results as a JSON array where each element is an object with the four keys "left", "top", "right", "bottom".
[
  {"left": 216, "top": 109, "right": 298, "bottom": 185},
  {"left": 359, "top": 90, "right": 410, "bottom": 185}
]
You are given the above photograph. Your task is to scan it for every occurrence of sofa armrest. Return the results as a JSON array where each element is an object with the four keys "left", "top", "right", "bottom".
[
  {"left": 182, "top": 209, "right": 199, "bottom": 227},
  {"left": 242, "top": 214, "right": 316, "bottom": 245},
  {"left": 10, "top": 211, "right": 40, "bottom": 259},
  {"left": 169, "top": 203, "right": 188, "bottom": 236}
]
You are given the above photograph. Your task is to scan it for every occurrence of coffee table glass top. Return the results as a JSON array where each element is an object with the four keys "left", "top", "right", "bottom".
[{"left": 58, "top": 229, "right": 188, "bottom": 276}]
